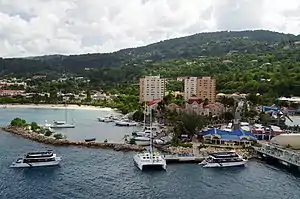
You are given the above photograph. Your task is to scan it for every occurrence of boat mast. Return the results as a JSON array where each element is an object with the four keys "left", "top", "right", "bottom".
[
  {"left": 149, "top": 103, "right": 153, "bottom": 156},
  {"left": 65, "top": 102, "right": 67, "bottom": 123},
  {"left": 143, "top": 102, "right": 146, "bottom": 128}
]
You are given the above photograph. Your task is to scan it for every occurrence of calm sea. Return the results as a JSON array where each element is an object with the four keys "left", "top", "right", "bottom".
[{"left": 0, "top": 107, "right": 300, "bottom": 199}]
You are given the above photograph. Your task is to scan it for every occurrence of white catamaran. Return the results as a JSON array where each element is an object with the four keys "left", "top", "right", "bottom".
[{"left": 133, "top": 102, "right": 166, "bottom": 171}]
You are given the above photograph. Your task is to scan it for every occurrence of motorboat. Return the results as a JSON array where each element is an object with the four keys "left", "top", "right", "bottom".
[
  {"left": 85, "top": 138, "right": 96, "bottom": 142},
  {"left": 10, "top": 150, "right": 62, "bottom": 168},
  {"left": 134, "top": 136, "right": 150, "bottom": 141},
  {"left": 98, "top": 115, "right": 119, "bottom": 123},
  {"left": 133, "top": 151, "right": 167, "bottom": 171},
  {"left": 199, "top": 151, "right": 247, "bottom": 168},
  {"left": 115, "top": 119, "right": 138, "bottom": 126}
]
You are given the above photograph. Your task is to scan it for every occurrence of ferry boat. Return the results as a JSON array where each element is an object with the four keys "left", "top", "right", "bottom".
[
  {"left": 199, "top": 151, "right": 247, "bottom": 168},
  {"left": 10, "top": 150, "right": 62, "bottom": 168}
]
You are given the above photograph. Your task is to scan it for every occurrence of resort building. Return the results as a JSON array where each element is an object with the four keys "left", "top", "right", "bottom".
[
  {"left": 184, "top": 76, "right": 216, "bottom": 103},
  {"left": 167, "top": 98, "right": 225, "bottom": 117},
  {"left": 139, "top": 75, "right": 167, "bottom": 102},
  {"left": 184, "top": 77, "right": 198, "bottom": 101}
]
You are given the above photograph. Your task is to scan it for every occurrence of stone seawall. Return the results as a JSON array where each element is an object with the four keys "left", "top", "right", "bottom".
[{"left": 1, "top": 127, "right": 145, "bottom": 152}]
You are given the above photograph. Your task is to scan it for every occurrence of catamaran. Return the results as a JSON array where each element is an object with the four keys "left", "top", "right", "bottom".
[
  {"left": 133, "top": 101, "right": 166, "bottom": 171},
  {"left": 10, "top": 150, "right": 62, "bottom": 168}
]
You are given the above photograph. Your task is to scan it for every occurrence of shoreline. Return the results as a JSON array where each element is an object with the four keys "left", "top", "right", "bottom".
[
  {"left": 1, "top": 126, "right": 145, "bottom": 152},
  {"left": 0, "top": 104, "right": 114, "bottom": 111}
]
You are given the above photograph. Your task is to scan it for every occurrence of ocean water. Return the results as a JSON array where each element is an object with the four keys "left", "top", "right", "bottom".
[
  {"left": 0, "top": 107, "right": 138, "bottom": 142},
  {"left": 1, "top": 107, "right": 300, "bottom": 199}
]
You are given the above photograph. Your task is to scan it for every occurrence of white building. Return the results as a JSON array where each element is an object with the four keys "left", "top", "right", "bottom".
[
  {"left": 139, "top": 75, "right": 166, "bottom": 102},
  {"left": 184, "top": 77, "right": 198, "bottom": 101}
]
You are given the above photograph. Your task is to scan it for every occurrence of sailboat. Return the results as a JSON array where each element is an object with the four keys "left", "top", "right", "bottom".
[
  {"left": 45, "top": 104, "right": 75, "bottom": 129},
  {"left": 133, "top": 100, "right": 166, "bottom": 171}
]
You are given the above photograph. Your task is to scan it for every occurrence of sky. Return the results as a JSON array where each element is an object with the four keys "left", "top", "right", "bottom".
[{"left": 1, "top": 0, "right": 300, "bottom": 58}]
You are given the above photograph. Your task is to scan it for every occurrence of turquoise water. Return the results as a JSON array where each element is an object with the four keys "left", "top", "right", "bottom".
[
  {"left": 1, "top": 107, "right": 300, "bottom": 199},
  {"left": 0, "top": 107, "right": 138, "bottom": 142}
]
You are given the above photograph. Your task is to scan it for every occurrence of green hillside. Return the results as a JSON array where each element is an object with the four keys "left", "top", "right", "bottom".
[{"left": 1, "top": 30, "right": 300, "bottom": 100}]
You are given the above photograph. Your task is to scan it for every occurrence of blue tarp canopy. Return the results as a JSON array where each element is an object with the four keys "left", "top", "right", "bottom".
[
  {"left": 220, "top": 134, "right": 240, "bottom": 141},
  {"left": 201, "top": 128, "right": 257, "bottom": 141}
]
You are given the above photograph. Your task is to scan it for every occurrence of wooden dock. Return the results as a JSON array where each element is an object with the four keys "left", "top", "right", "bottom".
[{"left": 164, "top": 155, "right": 204, "bottom": 163}]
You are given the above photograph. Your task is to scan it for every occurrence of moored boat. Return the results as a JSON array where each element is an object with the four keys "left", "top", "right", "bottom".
[
  {"left": 115, "top": 119, "right": 137, "bottom": 126},
  {"left": 133, "top": 101, "right": 166, "bottom": 171},
  {"left": 199, "top": 151, "right": 247, "bottom": 168},
  {"left": 10, "top": 150, "right": 62, "bottom": 168},
  {"left": 85, "top": 138, "right": 96, "bottom": 142}
]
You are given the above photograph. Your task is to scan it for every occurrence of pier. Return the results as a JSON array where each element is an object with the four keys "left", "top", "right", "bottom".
[
  {"left": 164, "top": 154, "right": 204, "bottom": 163},
  {"left": 254, "top": 143, "right": 300, "bottom": 168}
]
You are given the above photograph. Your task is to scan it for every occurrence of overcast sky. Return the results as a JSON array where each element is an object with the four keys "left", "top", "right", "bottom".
[{"left": 1, "top": 0, "right": 300, "bottom": 58}]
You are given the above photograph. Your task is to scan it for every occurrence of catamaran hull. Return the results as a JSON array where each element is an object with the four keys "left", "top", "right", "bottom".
[
  {"left": 133, "top": 156, "right": 166, "bottom": 171},
  {"left": 199, "top": 160, "right": 247, "bottom": 168},
  {"left": 10, "top": 158, "right": 62, "bottom": 168}
]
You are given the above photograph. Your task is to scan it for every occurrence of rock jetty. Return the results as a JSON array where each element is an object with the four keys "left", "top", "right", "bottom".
[{"left": 1, "top": 126, "right": 145, "bottom": 152}]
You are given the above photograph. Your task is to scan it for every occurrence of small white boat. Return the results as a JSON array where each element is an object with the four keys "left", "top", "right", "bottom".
[
  {"left": 10, "top": 150, "right": 62, "bottom": 168},
  {"left": 98, "top": 114, "right": 119, "bottom": 122},
  {"left": 199, "top": 151, "right": 247, "bottom": 168},
  {"left": 115, "top": 119, "right": 137, "bottom": 126},
  {"left": 134, "top": 136, "right": 150, "bottom": 141},
  {"left": 133, "top": 151, "right": 166, "bottom": 171},
  {"left": 44, "top": 120, "right": 75, "bottom": 129}
]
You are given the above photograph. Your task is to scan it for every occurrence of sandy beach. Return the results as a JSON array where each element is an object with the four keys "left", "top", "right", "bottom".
[{"left": 0, "top": 104, "right": 114, "bottom": 111}]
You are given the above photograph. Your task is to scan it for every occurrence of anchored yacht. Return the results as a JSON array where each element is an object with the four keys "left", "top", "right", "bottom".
[
  {"left": 10, "top": 150, "right": 62, "bottom": 168},
  {"left": 199, "top": 151, "right": 247, "bottom": 168},
  {"left": 44, "top": 120, "right": 75, "bottom": 129}
]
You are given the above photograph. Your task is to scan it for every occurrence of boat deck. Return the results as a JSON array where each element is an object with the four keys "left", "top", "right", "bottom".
[{"left": 253, "top": 143, "right": 300, "bottom": 167}]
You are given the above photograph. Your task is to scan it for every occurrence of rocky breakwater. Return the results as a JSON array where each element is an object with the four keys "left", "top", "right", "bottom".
[
  {"left": 155, "top": 144, "right": 193, "bottom": 155},
  {"left": 1, "top": 126, "right": 145, "bottom": 152}
]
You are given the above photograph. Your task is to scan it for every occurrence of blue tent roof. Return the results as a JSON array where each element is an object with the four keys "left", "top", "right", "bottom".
[
  {"left": 201, "top": 128, "right": 257, "bottom": 141},
  {"left": 231, "top": 129, "right": 244, "bottom": 136},
  {"left": 220, "top": 134, "right": 240, "bottom": 141},
  {"left": 243, "top": 131, "right": 257, "bottom": 140}
]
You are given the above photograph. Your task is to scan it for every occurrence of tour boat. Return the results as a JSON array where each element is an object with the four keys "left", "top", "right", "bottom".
[
  {"left": 115, "top": 119, "right": 138, "bottom": 126},
  {"left": 133, "top": 102, "right": 166, "bottom": 171},
  {"left": 10, "top": 150, "right": 62, "bottom": 168},
  {"left": 199, "top": 151, "right": 247, "bottom": 168}
]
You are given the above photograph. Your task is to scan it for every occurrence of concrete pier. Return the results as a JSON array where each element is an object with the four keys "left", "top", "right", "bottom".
[
  {"left": 253, "top": 143, "right": 300, "bottom": 168},
  {"left": 164, "top": 154, "right": 204, "bottom": 163}
]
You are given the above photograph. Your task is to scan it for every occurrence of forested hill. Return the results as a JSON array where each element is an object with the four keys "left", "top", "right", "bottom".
[{"left": 0, "top": 30, "right": 298, "bottom": 76}]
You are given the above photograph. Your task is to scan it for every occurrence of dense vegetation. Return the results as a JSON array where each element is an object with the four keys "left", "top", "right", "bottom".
[
  {"left": 2, "top": 30, "right": 300, "bottom": 103},
  {"left": 9, "top": 118, "right": 65, "bottom": 139}
]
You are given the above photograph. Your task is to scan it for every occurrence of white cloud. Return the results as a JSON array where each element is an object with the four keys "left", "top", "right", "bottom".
[{"left": 0, "top": 0, "right": 300, "bottom": 57}]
